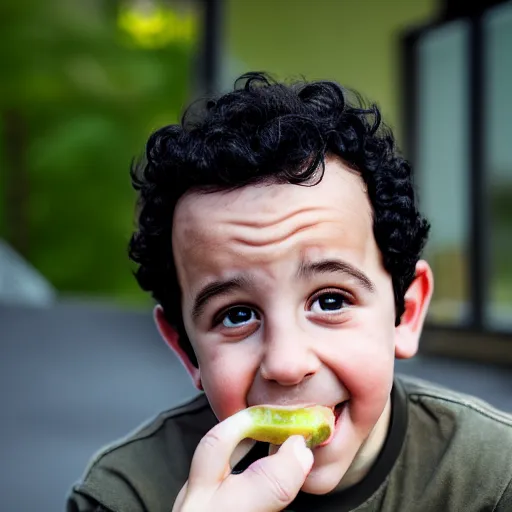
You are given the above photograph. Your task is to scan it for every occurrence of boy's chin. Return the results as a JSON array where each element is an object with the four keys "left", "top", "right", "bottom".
[
  {"left": 268, "top": 442, "right": 347, "bottom": 495},
  {"left": 300, "top": 462, "right": 348, "bottom": 495}
]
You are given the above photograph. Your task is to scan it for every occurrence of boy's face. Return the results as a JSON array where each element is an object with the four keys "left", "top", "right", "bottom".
[{"left": 163, "top": 157, "right": 432, "bottom": 494}]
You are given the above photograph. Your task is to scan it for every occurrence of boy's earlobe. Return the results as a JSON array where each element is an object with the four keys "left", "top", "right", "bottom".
[
  {"left": 395, "top": 260, "right": 434, "bottom": 360},
  {"left": 153, "top": 305, "right": 202, "bottom": 390}
]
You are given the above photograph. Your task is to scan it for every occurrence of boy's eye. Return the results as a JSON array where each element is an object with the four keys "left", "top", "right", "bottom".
[
  {"left": 310, "top": 292, "right": 349, "bottom": 313},
  {"left": 221, "top": 306, "right": 258, "bottom": 327}
]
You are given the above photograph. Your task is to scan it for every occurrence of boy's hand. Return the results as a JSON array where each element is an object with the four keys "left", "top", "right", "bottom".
[{"left": 172, "top": 410, "right": 314, "bottom": 512}]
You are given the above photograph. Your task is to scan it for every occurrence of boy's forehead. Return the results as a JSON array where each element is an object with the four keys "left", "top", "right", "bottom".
[
  {"left": 171, "top": 159, "right": 375, "bottom": 276},
  {"left": 173, "top": 159, "right": 370, "bottom": 232}
]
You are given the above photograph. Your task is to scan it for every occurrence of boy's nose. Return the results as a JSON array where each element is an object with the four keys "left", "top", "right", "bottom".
[{"left": 259, "top": 330, "right": 320, "bottom": 386}]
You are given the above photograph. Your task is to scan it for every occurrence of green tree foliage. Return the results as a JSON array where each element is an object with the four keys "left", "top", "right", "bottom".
[{"left": 0, "top": 0, "right": 198, "bottom": 305}]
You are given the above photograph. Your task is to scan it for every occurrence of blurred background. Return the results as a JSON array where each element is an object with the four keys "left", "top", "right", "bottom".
[{"left": 1, "top": 0, "right": 511, "bottom": 510}]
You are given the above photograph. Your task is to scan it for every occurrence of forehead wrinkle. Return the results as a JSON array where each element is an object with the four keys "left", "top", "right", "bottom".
[
  {"left": 229, "top": 220, "right": 340, "bottom": 248},
  {"left": 222, "top": 206, "right": 344, "bottom": 249},
  {"left": 227, "top": 206, "right": 326, "bottom": 228}
]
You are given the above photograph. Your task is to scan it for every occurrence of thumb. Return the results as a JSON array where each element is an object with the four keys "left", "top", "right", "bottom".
[
  {"left": 171, "top": 481, "right": 188, "bottom": 512},
  {"left": 237, "top": 436, "right": 313, "bottom": 511}
]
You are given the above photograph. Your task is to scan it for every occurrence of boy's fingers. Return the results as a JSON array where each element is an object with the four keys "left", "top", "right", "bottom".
[
  {"left": 236, "top": 436, "right": 313, "bottom": 511},
  {"left": 188, "top": 409, "right": 253, "bottom": 485},
  {"left": 171, "top": 482, "right": 188, "bottom": 512}
]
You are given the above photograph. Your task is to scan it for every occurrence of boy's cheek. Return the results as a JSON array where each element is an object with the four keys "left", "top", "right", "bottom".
[
  {"left": 328, "top": 340, "right": 394, "bottom": 387},
  {"left": 201, "top": 367, "right": 254, "bottom": 420},
  {"left": 201, "top": 342, "right": 260, "bottom": 405}
]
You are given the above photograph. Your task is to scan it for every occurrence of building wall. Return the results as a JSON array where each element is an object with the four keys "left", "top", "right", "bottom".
[{"left": 224, "top": 0, "right": 439, "bottom": 144}]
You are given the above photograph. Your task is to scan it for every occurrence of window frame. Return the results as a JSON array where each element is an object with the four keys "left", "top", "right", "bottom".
[{"left": 400, "top": 0, "right": 512, "bottom": 363}]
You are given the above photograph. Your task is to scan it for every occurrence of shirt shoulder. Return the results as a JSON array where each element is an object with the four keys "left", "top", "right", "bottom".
[
  {"left": 381, "top": 374, "right": 512, "bottom": 511},
  {"left": 398, "top": 373, "right": 512, "bottom": 427},
  {"left": 68, "top": 393, "right": 215, "bottom": 512}
]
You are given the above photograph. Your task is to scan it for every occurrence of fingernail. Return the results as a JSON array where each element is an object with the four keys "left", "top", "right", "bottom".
[{"left": 293, "top": 436, "right": 314, "bottom": 473}]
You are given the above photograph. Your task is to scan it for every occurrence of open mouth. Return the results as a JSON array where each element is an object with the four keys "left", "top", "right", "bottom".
[
  {"left": 328, "top": 401, "right": 346, "bottom": 426},
  {"left": 333, "top": 402, "right": 345, "bottom": 423},
  {"left": 315, "top": 401, "right": 346, "bottom": 448}
]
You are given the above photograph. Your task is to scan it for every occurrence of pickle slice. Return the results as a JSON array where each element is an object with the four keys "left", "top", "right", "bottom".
[{"left": 244, "top": 405, "right": 335, "bottom": 448}]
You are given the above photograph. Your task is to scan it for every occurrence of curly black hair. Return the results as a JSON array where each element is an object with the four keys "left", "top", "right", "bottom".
[{"left": 129, "top": 72, "right": 430, "bottom": 367}]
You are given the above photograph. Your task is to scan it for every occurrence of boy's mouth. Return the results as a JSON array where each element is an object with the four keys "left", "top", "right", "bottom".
[
  {"left": 323, "top": 400, "right": 346, "bottom": 423},
  {"left": 333, "top": 401, "right": 345, "bottom": 423},
  {"left": 316, "top": 401, "right": 347, "bottom": 447},
  {"left": 261, "top": 401, "right": 347, "bottom": 455}
]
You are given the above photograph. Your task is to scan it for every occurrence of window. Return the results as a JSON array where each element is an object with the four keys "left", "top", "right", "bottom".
[
  {"left": 484, "top": 2, "right": 512, "bottom": 329},
  {"left": 415, "top": 21, "right": 471, "bottom": 325},
  {"left": 402, "top": 0, "right": 512, "bottom": 337}
]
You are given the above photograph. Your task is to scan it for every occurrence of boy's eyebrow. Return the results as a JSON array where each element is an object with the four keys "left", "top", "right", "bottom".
[
  {"left": 297, "top": 258, "right": 376, "bottom": 292},
  {"left": 191, "top": 276, "right": 252, "bottom": 321}
]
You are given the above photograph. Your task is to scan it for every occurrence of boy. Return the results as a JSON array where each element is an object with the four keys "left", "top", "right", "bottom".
[{"left": 67, "top": 72, "right": 512, "bottom": 511}]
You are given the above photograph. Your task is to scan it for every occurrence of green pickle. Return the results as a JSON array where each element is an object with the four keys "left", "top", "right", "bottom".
[{"left": 245, "top": 405, "right": 335, "bottom": 448}]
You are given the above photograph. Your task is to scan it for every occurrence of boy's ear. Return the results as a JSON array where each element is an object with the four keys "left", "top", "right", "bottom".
[
  {"left": 153, "top": 305, "right": 202, "bottom": 390},
  {"left": 394, "top": 260, "right": 434, "bottom": 360}
]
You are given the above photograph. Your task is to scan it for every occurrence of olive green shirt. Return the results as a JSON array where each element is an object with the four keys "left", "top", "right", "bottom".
[{"left": 67, "top": 375, "right": 512, "bottom": 511}]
